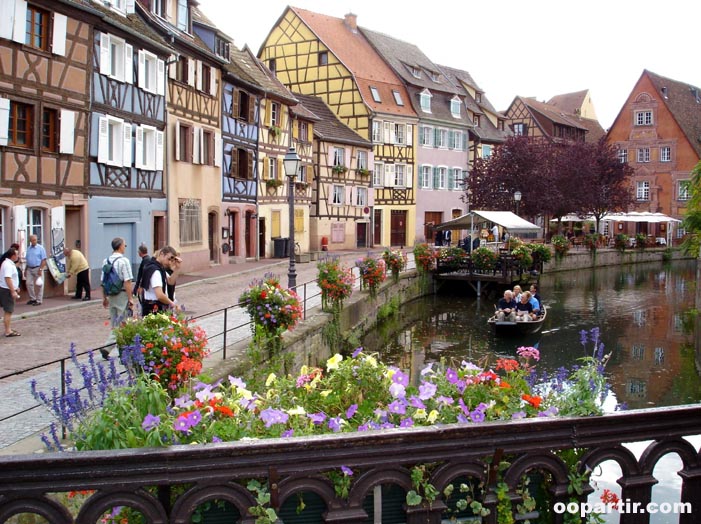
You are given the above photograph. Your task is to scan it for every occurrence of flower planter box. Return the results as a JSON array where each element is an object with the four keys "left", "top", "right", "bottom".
[{"left": 295, "top": 253, "right": 311, "bottom": 263}]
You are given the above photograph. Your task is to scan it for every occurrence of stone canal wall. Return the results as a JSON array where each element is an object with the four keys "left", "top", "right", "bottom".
[{"left": 543, "top": 246, "right": 690, "bottom": 272}]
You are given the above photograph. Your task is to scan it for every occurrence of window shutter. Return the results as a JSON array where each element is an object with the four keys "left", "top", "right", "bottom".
[
  {"left": 122, "top": 123, "right": 132, "bottom": 166},
  {"left": 124, "top": 44, "right": 133, "bottom": 84},
  {"left": 134, "top": 126, "right": 144, "bottom": 169},
  {"left": 229, "top": 147, "right": 238, "bottom": 176},
  {"left": 97, "top": 117, "right": 109, "bottom": 163},
  {"left": 58, "top": 109, "right": 75, "bottom": 154},
  {"left": 406, "top": 124, "right": 413, "bottom": 146},
  {"left": 174, "top": 120, "right": 180, "bottom": 161},
  {"left": 327, "top": 146, "right": 334, "bottom": 168},
  {"left": 433, "top": 167, "right": 439, "bottom": 189},
  {"left": 247, "top": 151, "right": 254, "bottom": 178},
  {"left": 187, "top": 58, "right": 195, "bottom": 87},
  {"left": 167, "top": 54, "right": 177, "bottom": 79},
  {"left": 344, "top": 148, "right": 351, "bottom": 168},
  {"left": 232, "top": 88, "right": 240, "bottom": 117},
  {"left": 51, "top": 13, "right": 67, "bottom": 56},
  {"left": 277, "top": 158, "right": 283, "bottom": 180},
  {"left": 165, "top": 0, "right": 173, "bottom": 19},
  {"left": 384, "top": 164, "right": 394, "bottom": 187},
  {"left": 156, "top": 59, "right": 165, "bottom": 96},
  {"left": 99, "top": 33, "right": 111, "bottom": 76},
  {"left": 448, "top": 168, "right": 455, "bottom": 190},
  {"left": 195, "top": 60, "right": 202, "bottom": 91},
  {"left": 248, "top": 96, "right": 256, "bottom": 124},
  {"left": 383, "top": 122, "right": 390, "bottom": 143},
  {"left": 214, "top": 132, "right": 222, "bottom": 167},
  {"left": 433, "top": 128, "right": 439, "bottom": 148},
  {"left": 187, "top": 125, "right": 193, "bottom": 162},
  {"left": 137, "top": 50, "right": 146, "bottom": 89},
  {"left": 368, "top": 187, "right": 375, "bottom": 206},
  {"left": 11, "top": 0, "right": 26, "bottom": 44},
  {"left": 389, "top": 125, "right": 396, "bottom": 144},
  {"left": 345, "top": 186, "right": 353, "bottom": 206},
  {"left": 209, "top": 67, "right": 216, "bottom": 96},
  {"left": 0, "top": 98, "right": 9, "bottom": 146},
  {"left": 155, "top": 130, "right": 164, "bottom": 171},
  {"left": 406, "top": 165, "right": 413, "bottom": 188},
  {"left": 448, "top": 130, "right": 455, "bottom": 149},
  {"left": 327, "top": 185, "right": 334, "bottom": 206},
  {"left": 192, "top": 126, "right": 201, "bottom": 164},
  {"left": 0, "top": 0, "right": 15, "bottom": 40}
]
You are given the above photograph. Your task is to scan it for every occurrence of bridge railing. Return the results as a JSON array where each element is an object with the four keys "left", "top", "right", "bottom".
[{"left": 0, "top": 405, "right": 699, "bottom": 524}]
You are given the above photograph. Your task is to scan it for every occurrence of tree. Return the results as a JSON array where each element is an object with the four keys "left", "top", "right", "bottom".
[
  {"left": 680, "top": 160, "right": 701, "bottom": 256},
  {"left": 573, "top": 138, "right": 634, "bottom": 233}
]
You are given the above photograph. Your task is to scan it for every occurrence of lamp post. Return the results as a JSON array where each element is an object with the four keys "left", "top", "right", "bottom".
[
  {"left": 514, "top": 190, "right": 522, "bottom": 216},
  {"left": 284, "top": 147, "right": 301, "bottom": 289}
]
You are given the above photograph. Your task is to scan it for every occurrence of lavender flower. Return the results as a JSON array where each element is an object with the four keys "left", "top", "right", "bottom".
[
  {"left": 418, "top": 381, "right": 437, "bottom": 400},
  {"left": 341, "top": 465, "right": 354, "bottom": 476},
  {"left": 346, "top": 404, "right": 358, "bottom": 419},
  {"left": 328, "top": 416, "right": 343, "bottom": 432},
  {"left": 260, "top": 408, "right": 289, "bottom": 428},
  {"left": 388, "top": 399, "right": 407, "bottom": 415},
  {"left": 142, "top": 414, "right": 161, "bottom": 431},
  {"left": 308, "top": 412, "right": 327, "bottom": 425}
]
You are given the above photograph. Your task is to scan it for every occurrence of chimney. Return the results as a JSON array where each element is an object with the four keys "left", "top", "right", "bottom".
[
  {"left": 661, "top": 86, "right": 668, "bottom": 99},
  {"left": 344, "top": 12, "right": 358, "bottom": 32}
]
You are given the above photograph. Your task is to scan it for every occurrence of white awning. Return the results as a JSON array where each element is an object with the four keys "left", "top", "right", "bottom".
[
  {"left": 435, "top": 210, "right": 541, "bottom": 235},
  {"left": 551, "top": 212, "right": 681, "bottom": 223}
]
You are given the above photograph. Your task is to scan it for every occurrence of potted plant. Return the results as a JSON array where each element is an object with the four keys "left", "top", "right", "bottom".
[
  {"left": 332, "top": 165, "right": 348, "bottom": 175},
  {"left": 550, "top": 234, "right": 570, "bottom": 259},
  {"left": 614, "top": 233, "right": 629, "bottom": 252},
  {"left": 635, "top": 233, "right": 648, "bottom": 249},
  {"left": 265, "top": 178, "right": 284, "bottom": 190},
  {"left": 357, "top": 167, "right": 370, "bottom": 177},
  {"left": 317, "top": 258, "right": 354, "bottom": 312},
  {"left": 471, "top": 246, "right": 498, "bottom": 272},
  {"left": 269, "top": 124, "right": 281, "bottom": 140}
]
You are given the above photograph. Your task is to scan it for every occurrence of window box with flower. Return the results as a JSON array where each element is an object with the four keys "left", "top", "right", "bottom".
[
  {"left": 265, "top": 178, "right": 284, "bottom": 190},
  {"left": 269, "top": 124, "right": 281, "bottom": 140},
  {"left": 332, "top": 164, "right": 348, "bottom": 175},
  {"left": 356, "top": 168, "right": 371, "bottom": 177}
]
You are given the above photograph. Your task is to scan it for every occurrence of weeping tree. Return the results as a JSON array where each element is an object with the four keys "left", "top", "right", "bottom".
[{"left": 681, "top": 160, "right": 701, "bottom": 256}]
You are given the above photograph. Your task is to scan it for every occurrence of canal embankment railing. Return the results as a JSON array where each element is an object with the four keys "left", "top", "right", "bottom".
[{"left": 0, "top": 405, "right": 699, "bottom": 523}]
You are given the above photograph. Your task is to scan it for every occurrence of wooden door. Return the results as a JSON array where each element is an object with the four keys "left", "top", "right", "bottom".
[
  {"left": 390, "top": 210, "right": 407, "bottom": 247},
  {"left": 373, "top": 210, "right": 382, "bottom": 246}
]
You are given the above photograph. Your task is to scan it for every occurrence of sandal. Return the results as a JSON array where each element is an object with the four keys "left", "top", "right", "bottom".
[{"left": 5, "top": 331, "right": 20, "bottom": 337}]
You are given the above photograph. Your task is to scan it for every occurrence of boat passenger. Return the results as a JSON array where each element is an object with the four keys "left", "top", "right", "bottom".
[
  {"left": 515, "top": 291, "right": 536, "bottom": 321},
  {"left": 496, "top": 290, "right": 517, "bottom": 321}
]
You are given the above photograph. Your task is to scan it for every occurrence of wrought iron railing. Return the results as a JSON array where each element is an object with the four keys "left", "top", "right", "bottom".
[{"left": 0, "top": 405, "right": 699, "bottom": 523}]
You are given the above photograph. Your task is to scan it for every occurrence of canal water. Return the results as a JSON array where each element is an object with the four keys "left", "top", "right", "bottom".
[
  {"left": 363, "top": 259, "right": 701, "bottom": 410},
  {"left": 362, "top": 259, "right": 701, "bottom": 522}
]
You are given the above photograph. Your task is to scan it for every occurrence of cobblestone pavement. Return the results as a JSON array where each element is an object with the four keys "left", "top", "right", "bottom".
[{"left": 0, "top": 249, "right": 383, "bottom": 453}]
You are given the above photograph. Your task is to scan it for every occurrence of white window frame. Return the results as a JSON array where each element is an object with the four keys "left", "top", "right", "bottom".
[
  {"left": 355, "top": 187, "right": 368, "bottom": 207},
  {"left": 636, "top": 181, "right": 650, "bottom": 201},
  {"left": 394, "top": 124, "right": 405, "bottom": 145},
  {"left": 135, "top": 124, "right": 164, "bottom": 171},
  {"left": 370, "top": 86, "right": 381, "bottom": 103},
  {"left": 138, "top": 49, "right": 165, "bottom": 96},
  {"left": 333, "top": 147, "right": 345, "bottom": 167},
  {"left": 454, "top": 131, "right": 463, "bottom": 151},
  {"left": 27, "top": 207, "right": 43, "bottom": 244},
  {"left": 267, "top": 157, "right": 278, "bottom": 180},
  {"left": 420, "top": 165, "right": 431, "bottom": 189},
  {"left": 97, "top": 115, "right": 132, "bottom": 167},
  {"left": 513, "top": 123, "right": 525, "bottom": 136},
  {"left": 618, "top": 149, "right": 628, "bottom": 163},
  {"left": 177, "top": 0, "right": 189, "bottom": 32},
  {"left": 482, "top": 144, "right": 492, "bottom": 158},
  {"left": 420, "top": 90, "right": 432, "bottom": 112},
  {"left": 100, "top": 33, "right": 133, "bottom": 84},
  {"left": 450, "top": 97, "right": 461, "bottom": 118},
  {"left": 357, "top": 150, "right": 368, "bottom": 170},
  {"left": 179, "top": 198, "right": 201, "bottom": 245},
  {"left": 678, "top": 181, "right": 691, "bottom": 201},
  {"left": 435, "top": 167, "right": 446, "bottom": 189},
  {"left": 332, "top": 184, "right": 344, "bottom": 205},
  {"left": 637, "top": 148, "right": 650, "bottom": 163},
  {"left": 394, "top": 164, "right": 406, "bottom": 187},
  {"left": 436, "top": 128, "right": 448, "bottom": 149},
  {"left": 373, "top": 162, "right": 383, "bottom": 187},
  {"left": 660, "top": 146, "right": 671, "bottom": 162},
  {"left": 298, "top": 165, "right": 307, "bottom": 184},
  {"left": 420, "top": 126, "right": 432, "bottom": 146},
  {"left": 392, "top": 90, "right": 404, "bottom": 106},
  {"left": 372, "top": 121, "right": 382, "bottom": 142},
  {"left": 635, "top": 111, "right": 653, "bottom": 126}
]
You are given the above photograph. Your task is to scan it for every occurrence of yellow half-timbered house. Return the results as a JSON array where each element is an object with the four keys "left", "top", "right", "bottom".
[{"left": 259, "top": 8, "right": 418, "bottom": 248}]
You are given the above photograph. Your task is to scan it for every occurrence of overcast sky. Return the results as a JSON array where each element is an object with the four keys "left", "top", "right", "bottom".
[{"left": 197, "top": 0, "right": 701, "bottom": 130}]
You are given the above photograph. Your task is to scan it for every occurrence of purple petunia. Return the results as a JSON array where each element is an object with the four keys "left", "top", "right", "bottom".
[
  {"left": 436, "top": 396, "right": 454, "bottom": 406},
  {"left": 470, "top": 409, "right": 485, "bottom": 423},
  {"left": 173, "top": 416, "right": 192, "bottom": 433},
  {"left": 408, "top": 396, "right": 426, "bottom": 409},
  {"left": 389, "top": 382, "right": 406, "bottom": 399},
  {"left": 511, "top": 411, "right": 527, "bottom": 420},
  {"left": 141, "top": 413, "right": 161, "bottom": 431},
  {"left": 352, "top": 347, "right": 363, "bottom": 358},
  {"left": 445, "top": 368, "right": 458, "bottom": 383},
  {"left": 328, "top": 416, "right": 343, "bottom": 432},
  {"left": 260, "top": 408, "right": 289, "bottom": 428},
  {"left": 418, "top": 381, "right": 437, "bottom": 400},
  {"left": 391, "top": 369, "right": 409, "bottom": 386},
  {"left": 308, "top": 412, "right": 327, "bottom": 425},
  {"left": 346, "top": 404, "right": 358, "bottom": 419},
  {"left": 341, "top": 465, "right": 354, "bottom": 476},
  {"left": 388, "top": 399, "right": 407, "bottom": 415},
  {"left": 399, "top": 417, "right": 414, "bottom": 428}
]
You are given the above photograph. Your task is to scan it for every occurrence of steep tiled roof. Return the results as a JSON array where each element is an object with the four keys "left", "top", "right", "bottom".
[
  {"left": 547, "top": 90, "right": 589, "bottom": 115},
  {"left": 439, "top": 64, "right": 505, "bottom": 118},
  {"left": 521, "top": 96, "right": 605, "bottom": 142},
  {"left": 645, "top": 70, "right": 701, "bottom": 158},
  {"left": 290, "top": 7, "right": 416, "bottom": 119},
  {"left": 238, "top": 45, "right": 298, "bottom": 104},
  {"left": 293, "top": 93, "right": 372, "bottom": 148}
]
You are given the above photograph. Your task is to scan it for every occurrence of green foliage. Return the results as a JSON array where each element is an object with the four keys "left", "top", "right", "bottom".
[
  {"left": 551, "top": 235, "right": 570, "bottom": 259},
  {"left": 635, "top": 232, "right": 648, "bottom": 249},
  {"left": 264, "top": 178, "right": 283, "bottom": 189},
  {"left": 662, "top": 247, "right": 673, "bottom": 262},
  {"left": 437, "top": 246, "right": 469, "bottom": 270},
  {"left": 510, "top": 245, "right": 533, "bottom": 269},
  {"left": 317, "top": 258, "right": 354, "bottom": 312},
  {"left": 527, "top": 243, "right": 552, "bottom": 264},
  {"left": 681, "top": 160, "right": 701, "bottom": 256},
  {"left": 406, "top": 464, "right": 440, "bottom": 507},
  {"left": 614, "top": 233, "right": 629, "bottom": 252},
  {"left": 247, "top": 480, "right": 278, "bottom": 524},
  {"left": 471, "top": 246, "right": 497, "bottom": 271},
  {"left": 377, "top": 296, "right": 400, "bottom": 322}
]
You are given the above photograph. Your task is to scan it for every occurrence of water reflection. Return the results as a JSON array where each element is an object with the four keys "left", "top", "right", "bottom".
[{"left": 362, "top": 260, "right": 701, "bottom": 409}]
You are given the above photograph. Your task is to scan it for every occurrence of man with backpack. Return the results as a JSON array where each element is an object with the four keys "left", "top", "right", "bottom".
[{"left": 100, "top": 237, "right": 134, "bottom": 359}]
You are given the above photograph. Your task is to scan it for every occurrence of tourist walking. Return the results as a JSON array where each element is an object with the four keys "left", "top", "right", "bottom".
[
  {"left": 141, "top": 246, "right": 180, "bottom": 316},
  {"left": 63, "top": 247, "right": 91, "bottom": 301},
  {"left": 0, "top": 248, "right": 21, "bottom": 337},
  {"left": 100, "top": 237, "right": 134, "bottom": 358},
  {"left": 133, "top": 243, "right": 152, "bottom": 316},
  {"left": 24, "top": 235, "right": 47, "bottom": 306}
]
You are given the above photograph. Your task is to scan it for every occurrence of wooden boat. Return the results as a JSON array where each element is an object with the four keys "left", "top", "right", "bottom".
[{"left": 488, "top": 306, "right": 547, "bottom": 336}]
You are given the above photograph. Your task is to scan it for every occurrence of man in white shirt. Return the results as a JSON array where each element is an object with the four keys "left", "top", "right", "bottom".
[{"left": 100, "top": 237, "right": 134, "bottom": 358}]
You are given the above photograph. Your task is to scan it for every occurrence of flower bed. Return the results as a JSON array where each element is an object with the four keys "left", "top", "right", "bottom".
[
  {"left": 436, "top": 246, "right": 468, "bottom": 271},
  {"left": 470, "top": 246, "right": 497, "bottom": 271}
]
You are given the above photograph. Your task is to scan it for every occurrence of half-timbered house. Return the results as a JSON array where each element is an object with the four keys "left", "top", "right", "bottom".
[
  {"left": 86, "top": 0, "right": 172, "bottom": 281},
  {"left": 0, "top": 0, "right": 92, "bottom": 297},
  {"left": 503, "top": 92, "right": 605, "bottom": 145},
  {"left": 259, "top": 8, "right": 419, "bottom": 248},
  {"left": 361, "top": 29, "right": 472, "bottom": 245},
  {"left": 293, "top": 93, "right": 374, "bottom": 250},
  {"left": 607, "top": 70, "right": 701, "bottom": 241},
  {"left": 139, "top": 0, "right": 224, "bottom": 270}
]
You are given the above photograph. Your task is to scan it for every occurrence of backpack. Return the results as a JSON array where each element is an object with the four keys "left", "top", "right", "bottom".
[{"left": 101, "top": 255, "right": 124, "bottom": 296}]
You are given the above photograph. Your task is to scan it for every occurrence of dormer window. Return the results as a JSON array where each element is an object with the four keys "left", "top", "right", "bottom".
[
  {"left": 420, "top": 90, "right": 432, "bottom": 113},
  {"left": 177, "top": 0, "right": 190, "bottom": 32},
  {"left": 370, "top": 86, "right": 381, "bottom": 103},
  {"left": 268, "top": 59, "right": 276, "bottom": 75},
  {"left": 408, "top": 65, "right": 421, "bottom": 78},
  {"left": 428, "top": 70, "right": 440, "bottom": 83},
  {"left": 152, "top": 0, "right": 164, "bottom": 17},
  {"left": 104, "top": 0, "right": 126, "bottom": 13},
  {"left": 392, "top": 90, "right": 404, "bottom": 106},
  {"left": 475, "top": 92, "right": 482, "bottom": 103},
  {"left": 215, "top": 37, "right": 230, "bottom": 60},
  {"left": 450, "top": 97, "right": 461, "bottom": 118},
  {"left": 635, "top": 110, "right": 653, "bottom": 126}
]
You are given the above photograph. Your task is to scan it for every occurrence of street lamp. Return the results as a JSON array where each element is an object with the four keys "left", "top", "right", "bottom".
[
  {"left": 514, "top": 190, "right": 522, "bottom": 216},
  {"left": 283, "top": 146, "right": 301, "bottom": 289}
]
